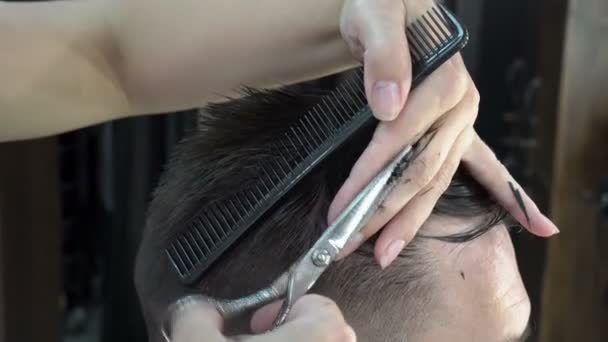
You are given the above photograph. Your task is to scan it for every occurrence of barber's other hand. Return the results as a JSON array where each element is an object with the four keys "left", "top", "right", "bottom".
[
  {"left": 331, "top": 0, "right": 560, "bottom": 268},
  {"left": 169, "top": 294, "right": 356, "bottom": 342}
]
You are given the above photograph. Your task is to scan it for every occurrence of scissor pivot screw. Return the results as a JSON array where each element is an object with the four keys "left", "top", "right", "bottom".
[{"left": 311, "top": 248, "right": 331, "bottom": 267}]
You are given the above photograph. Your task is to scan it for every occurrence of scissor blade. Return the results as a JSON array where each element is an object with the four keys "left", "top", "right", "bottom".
[
  {"left": 324, "top": 145, "right": 414, "bottom": 251},
  {"left": 287, "top": 145, "right": 414, "bottom": 296}
]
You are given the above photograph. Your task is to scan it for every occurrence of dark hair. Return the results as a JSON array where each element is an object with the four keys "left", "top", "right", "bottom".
[{"left": 136, "top": 73, "right": 507, "bottom": 340}]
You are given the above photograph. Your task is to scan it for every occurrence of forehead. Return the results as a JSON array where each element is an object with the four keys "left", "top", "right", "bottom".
[{"left": 419, "top": 218, "right": 531, "bottom": 341}]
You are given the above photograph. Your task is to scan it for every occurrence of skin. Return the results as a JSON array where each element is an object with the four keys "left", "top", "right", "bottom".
[
  {"left": 419, "top": 217, "right": 532, "bottom": 342},
  {"left": 170, "top": 295, "right": 357, "bottom": 342},
  {"left": 261, "top": 216, "right": 532, "bottom": 342},
  {"left": 148, "top": 215, "right": 532, "bottom": 342},
  {"left": 0, "top": 0, "right": 557, "bottom": 340}
]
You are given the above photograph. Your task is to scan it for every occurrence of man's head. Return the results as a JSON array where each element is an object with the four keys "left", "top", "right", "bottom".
[{"left": 135, "top": 74, "right": 531, "bottom": 341}]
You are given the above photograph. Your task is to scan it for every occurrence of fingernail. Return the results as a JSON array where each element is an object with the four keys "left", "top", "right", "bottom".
[
  {"left": 372, "top": 81, "right": 401, "bottom": 121},
  {"left": 379, "top": 240, "right": 405, "bottom": 269},
  {"left": 337, "top": 233, "right": 364, "bottom": 260},
  {"left": 541, "top": 214, "right": 560, "bottom": 235}
]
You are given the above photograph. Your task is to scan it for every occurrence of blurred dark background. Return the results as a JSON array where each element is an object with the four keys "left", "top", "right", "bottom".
[{"left": 1, "top": 0, "right": 607, "bottom": 341}]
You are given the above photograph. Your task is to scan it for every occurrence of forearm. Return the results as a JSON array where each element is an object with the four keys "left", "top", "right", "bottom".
[
  {"left": 110, "top": 0, "right": 355, "bottom": 114},
  {"left": 0, "top": 0, "right": 354, "bottom": 142},
  {"left": 0, "top": 0, "right": 132, "bottom": 142},
  {"left": 110, "top": 0, "right": 440, "bottom": 113},
  {"left": 0, "top": 0, "right": 437, "bottom": 142}
]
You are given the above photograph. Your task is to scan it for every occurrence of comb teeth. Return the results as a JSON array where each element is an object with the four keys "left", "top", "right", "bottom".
[
  {"left": 166, "top": 70, "right": 370, "bottom": 281},
  {"left": 407, "top": 6, "right": 454, "bottom": 62},
  {"left": 167, "top": 4, "right": 468, "bottom": 284}
]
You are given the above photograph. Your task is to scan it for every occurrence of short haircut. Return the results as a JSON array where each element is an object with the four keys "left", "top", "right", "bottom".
[{"left": 135, "top": 73, "right": 507, "bottom": 340}]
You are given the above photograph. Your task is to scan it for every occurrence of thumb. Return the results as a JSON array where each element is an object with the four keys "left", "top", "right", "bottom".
[
  {"left": 168, "top": 297, "right": 225, "bottom": 342},
  {"left": 358, "top": 1, "right": 411, "bottom": 121},
  {"left": 240, "top": 294, "right": 356, "bottom": 342}
]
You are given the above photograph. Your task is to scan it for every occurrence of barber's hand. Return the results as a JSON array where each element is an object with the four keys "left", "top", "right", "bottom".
[
  {"left": 168, "top": 294, "right": 356, "bottom": 342},
  {"left": 330, "top": 0, "right": 560, "bottom": 268}
]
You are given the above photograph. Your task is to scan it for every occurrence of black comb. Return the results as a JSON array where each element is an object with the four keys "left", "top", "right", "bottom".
[{"left": 167, "top": 4, "right": 469, "bottom": 285}]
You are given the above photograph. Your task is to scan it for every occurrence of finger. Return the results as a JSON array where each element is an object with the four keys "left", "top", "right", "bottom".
[
  {"left": 338, "top": 122, "right": 467, "bottom": 261},
  {"left": 171, "top": 300, "right": 225, "bottom": 342},
  {"left": 332, "top": 82, "right": 478, "bottom": 260},
  {"left": 462, "top": 133, "right": 560, "bottom": 237},
  {"left": 360, "top": 0, "right": 441, "bottom": 120},
  {"left": 250, "top": 300, "right": 284, "bottom": 334},
  {"left": 374, "top": 126, "right": 475, "bottom": 268},
  {"left": 328, "top": 55, "right": 470, "bottom": 225},
  {"left": 244, "top": 295, "right": 355, "bottom": 342},
  {"left": 355, "top": 0, "right": 410, "bottom": 120}
]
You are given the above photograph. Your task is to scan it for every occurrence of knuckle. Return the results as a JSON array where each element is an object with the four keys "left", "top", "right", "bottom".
[
  {"left": 434, "top": 172, "right": 451, "bottom": 194},
  {"left": 466, "top": 88, "right": 481, "bottom": 119},
  {"left": 340, "top": 29, "right": 364, "bottom": 59},
  {"left": 434, "top": 161, "right": 458, "bottom": 194},
  {"left": 367, "top": 46, "right": 391, "bottom": 63},
  {"left": 462, "top": 85, "right": 480, "bottom": 112},
  {"left": 453, "top": 75, "right": 470, "bottom": 100},
  {"left": 408, "top": 156, "right": 436, "bottom": 188},
  {"left": 307, "top": 295, "right": 343, "bottom": 319},
  {"left": 436, "top": 64, "right": 469, "bottom": 109},
  {"left": 366, "top": 41, "right": 408, "bottom": 67},
  {"left": 443, "top": 59, "right": 469, "bottom": 92},
  {"left": 470, "top": 86, "right": 481, "bottom": 107}
]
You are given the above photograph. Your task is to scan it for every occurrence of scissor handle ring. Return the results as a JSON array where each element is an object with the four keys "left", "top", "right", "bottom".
[{"left": 161, "top": 294, "right": 212, "bottom": 341}]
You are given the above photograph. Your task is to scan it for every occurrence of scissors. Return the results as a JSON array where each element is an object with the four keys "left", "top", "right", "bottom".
[{"left": 161, "top": 144, "right": 414, "bottom": 340}]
